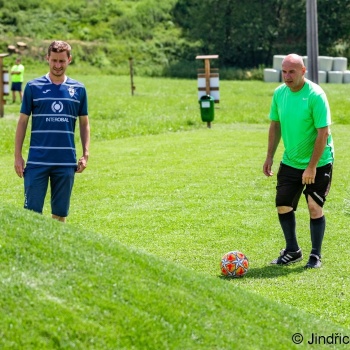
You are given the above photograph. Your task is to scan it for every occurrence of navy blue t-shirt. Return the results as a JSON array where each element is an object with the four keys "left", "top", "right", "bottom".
[{"left": 21, "top": 74, "right": 88, "bottom": 167}]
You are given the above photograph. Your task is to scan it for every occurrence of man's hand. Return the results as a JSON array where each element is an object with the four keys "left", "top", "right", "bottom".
[
  {"left": 302, "top": 166, "right": 316, "bottom": 185},
  {"left": 76, "top": 156, "right": 88, "bottom": 173},
  {"left": 14, "top": 157, "right": 25, "bottom": 178},
  {"left": 263, "top": 157, "right": 274, "bottom": 177}
]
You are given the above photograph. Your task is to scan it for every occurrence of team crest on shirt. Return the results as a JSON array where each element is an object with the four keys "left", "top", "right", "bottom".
[
  {"left": 68, "top": 86, "right": 75, "bottom": 97},
  {"left": 51, "top": 101, "right": 64, "bottom": 113}
]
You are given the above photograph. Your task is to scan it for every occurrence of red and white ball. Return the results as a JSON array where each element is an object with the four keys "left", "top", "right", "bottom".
[{"left": 220, "top": 251, "right": 249, "bottom": 277}]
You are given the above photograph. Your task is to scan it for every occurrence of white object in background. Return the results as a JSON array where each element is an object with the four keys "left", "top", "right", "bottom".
[
  {"left": 332, "top": 57, "right": 348, "bottom": 71},
  {"left": 264, "top": 68, "right": 280, "bottom": 83},
  {"left": 318, "top": 56, "right": 334, "bottom": 72},
  {"left": 343, "top": 70, "right": 350, "bottom": 83},
  {"left": 272, "top": 55, "right": 286, "bottom": 70},
  {"left": 328, "top": 71, "right": 343, "bottom": 84}
]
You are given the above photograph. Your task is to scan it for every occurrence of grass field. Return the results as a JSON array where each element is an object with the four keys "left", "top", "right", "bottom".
[{"left": 1, "top": 73, "right": 350, "bottom": 349}]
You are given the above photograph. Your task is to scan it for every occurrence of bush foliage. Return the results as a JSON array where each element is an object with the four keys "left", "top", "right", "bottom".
[{"left": 1, "top": 0, "right": 350, "bottom": 77}]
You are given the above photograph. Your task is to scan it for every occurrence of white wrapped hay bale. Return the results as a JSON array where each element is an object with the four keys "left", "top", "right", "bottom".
[
  {"left": 318, "top": 71, "right": 327, "bottom": 84},
  {"left": 332, "top": 57, "right": 348, "bottom": 71},
  {"left": 328, "top": 71, "right": 343, "bottom": 84},
  {"left": 305, "top": 70, "right": 327, "bottom": 83},
  {"left": 318, "top": 56, "right": 334, "bottom": 72},
  {"left": 272, "top": 55, "right": 286, "bottom": 70},
  {"left": 264, "top": 68, "right": 281, "bottom": 82},
  {"left": 303, "top": 56, "right": 308, "bottom": 68},
  {"left": 343, "top": 71, "right": 350, "bottom": 83}
]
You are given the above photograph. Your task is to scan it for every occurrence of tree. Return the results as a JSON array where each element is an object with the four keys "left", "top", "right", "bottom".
[{"left": 173, "top": 0, "right": 350, "bottom": 68}]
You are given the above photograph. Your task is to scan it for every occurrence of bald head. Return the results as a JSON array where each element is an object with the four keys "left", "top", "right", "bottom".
[
  {"left": 282, "top": 54, "right": 305, "bottom": 68},
  {"left": 281, "top": 54, "right": 306, "bottom": 92}
]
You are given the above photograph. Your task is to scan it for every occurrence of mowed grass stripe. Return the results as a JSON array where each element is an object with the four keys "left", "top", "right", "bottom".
[{"left": 1, "top": 204, "right": 348, "bottom": 349}]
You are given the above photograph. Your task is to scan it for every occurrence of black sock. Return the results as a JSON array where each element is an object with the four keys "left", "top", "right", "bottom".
[
  {"left": 310, "top": 216, "right": 325, "bottom": 257},
  {"left": 278, "top": 211, "right": 299, "bottom": 252}
]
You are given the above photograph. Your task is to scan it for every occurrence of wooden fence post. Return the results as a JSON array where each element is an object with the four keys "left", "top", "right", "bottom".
[
  {"left": 0, "top": 53, "right": 10, "bottom": 118},
  {"left": 195, "top": 55, "right": 219, "bottom": 103}
]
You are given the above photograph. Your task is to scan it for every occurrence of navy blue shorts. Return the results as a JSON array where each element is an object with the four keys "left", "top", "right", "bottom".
[
  {"left": 11, "top": 82, "right": 22, "bottom": 92},
  {"left": 276, "top": 163, "right": 333, "bottom": 210},
  {"left": 23, "top": 166, "right": 76, "bottom": 217}
]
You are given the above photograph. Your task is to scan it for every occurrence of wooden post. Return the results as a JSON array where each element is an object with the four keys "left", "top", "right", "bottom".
[
  {"left": 0, "top": 57, "right": 3, "bottom": 118},
  {"left": 7, "top": 45, "right": 16, "bottom": 54},
  {"left": 17, "top": 41, "right": 28, "bottom": 51},
  {"left": 0, "top": 53, "right": 10, "bottom": 118},
  {"left": 129, "top": 57, "right": 135, "bottom": 96},
  {"left": 204, "top": 58, "right": 211, "bottom": 95},
  {"left": 196, "top": 55, "right": 219, "bottom": 103},
  {"left": 196, "top": 55, "right": 219, "bottom": 128}
]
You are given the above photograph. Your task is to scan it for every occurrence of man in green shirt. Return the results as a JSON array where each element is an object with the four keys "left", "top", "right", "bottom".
[
  {"left": 263, "top": 54, "right": 334, "bottom": 269},
  {"left": 10, "top": 57, "right": 25, "bottom": 103}
]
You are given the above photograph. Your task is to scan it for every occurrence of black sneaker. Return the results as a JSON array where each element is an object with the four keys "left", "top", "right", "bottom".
[
  {"left": 271, "top": 248, "right": 303, "bottom": 265},
  {"left": 304, "top": 254, "right": 322, "bottom": 269}
]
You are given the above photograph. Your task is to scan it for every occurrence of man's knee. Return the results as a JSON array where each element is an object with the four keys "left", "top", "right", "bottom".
[
  {"left": 277, "top": 206, "right": 293, "bottom": 214},
  {"left": 307, "top": 195, "right": 323, "bottom": 218}
]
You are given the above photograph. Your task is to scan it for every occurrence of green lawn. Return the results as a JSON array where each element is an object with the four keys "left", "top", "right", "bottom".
[{"left": 1, "top": 75, "right": 350, "bottom": 349}]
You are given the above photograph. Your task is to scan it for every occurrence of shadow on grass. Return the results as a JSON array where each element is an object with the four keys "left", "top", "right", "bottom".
[
  {"left": 246, "top": 264, "right": 306, "bottom": 279},
  {"left": 219, "top": 264, "right": 306, "bottom": 280}
]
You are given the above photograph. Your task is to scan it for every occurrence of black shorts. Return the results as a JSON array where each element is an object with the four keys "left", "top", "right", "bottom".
[
  {"left": 11, "top": 82, "right": 22, "bottom": 92},
  {"left": 276, "top": 163, "right": 333, "bottom": 210}
]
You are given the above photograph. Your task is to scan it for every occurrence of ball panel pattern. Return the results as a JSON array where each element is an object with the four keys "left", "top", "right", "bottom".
[{"left": 220, "top": 251, "right": 249, "bottom": 277}]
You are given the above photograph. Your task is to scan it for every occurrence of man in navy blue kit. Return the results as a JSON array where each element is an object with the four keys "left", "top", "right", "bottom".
[{"left": 14, "top": 41, "right": 90, "bottom": 223}]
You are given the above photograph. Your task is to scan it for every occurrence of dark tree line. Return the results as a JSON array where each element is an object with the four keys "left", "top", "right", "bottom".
[
  {"left": 173, "top": 0, "right": 350, "bottom": 68},
  {"left": 1, "top": 0, "right": 350, "bottom": 73}
]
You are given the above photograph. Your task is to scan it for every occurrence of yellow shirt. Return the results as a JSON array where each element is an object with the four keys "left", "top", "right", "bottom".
[{"left": 11, "top": 64, "right": 24, "bottom": 83}]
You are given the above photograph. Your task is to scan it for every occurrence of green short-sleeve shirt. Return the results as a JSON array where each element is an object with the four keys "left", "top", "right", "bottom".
[
  {"left": 269, "top": 79, "right": 334, "bottom": 169},
  {"left": 11, "top": 64, "right": 25, "bottom": 83}
]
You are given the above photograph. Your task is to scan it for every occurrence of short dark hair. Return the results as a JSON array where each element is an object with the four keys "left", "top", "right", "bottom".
[{"left": 47, "top": 41, "right": 71, "bottom": 58}]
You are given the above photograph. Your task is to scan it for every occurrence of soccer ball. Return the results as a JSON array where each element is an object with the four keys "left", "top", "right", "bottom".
[{"left": 220, "top": 251, "right": 249, "bottom": 277}]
